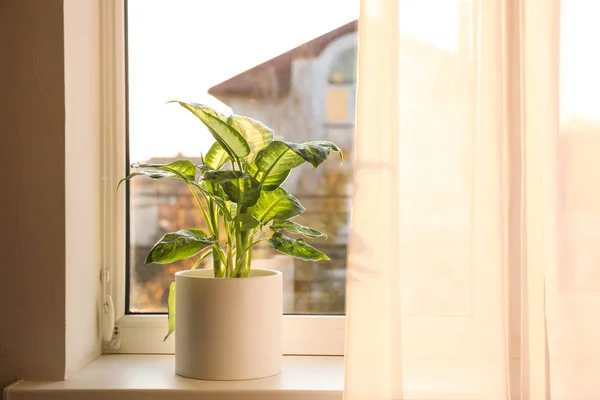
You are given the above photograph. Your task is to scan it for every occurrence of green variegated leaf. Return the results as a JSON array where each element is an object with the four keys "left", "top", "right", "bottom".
[
  {"left": 164, "top": 281, "right": 176, "bottom": 341},
  {"left": 146, "top": 229, "right": 217, "bottom": 264},
  {"left": 196, "top": 164, "right": 213, "bottom": 174},
  {"left": 255, "top": 141, "right": 328, "bottom": 172},
  {"left": 268, "top": 232, "right": 330, "bottom": 261},
  {"left": 247, "top": 162, "right": 290, "bottom": 191},
  {"left": 118, "top": 160, "right": 196, "bottom": 188},
  {"left": 132, "top": 160, "right": 196, "bottom": 180},
  {"left": 239, "top": 207, "right": 260, "bottom": 231},
  {"left": 201, "top": 178, "right": 221, "bottom": 196},
  {"left": 227, "top": 202, "right": 237, "bottom": 219},
  {"left": 203, "top": 170, "right": 261, "bottom": 207},
  {"left": 204, "top": 142, "right": 230, "bottom": 170},
  {"left": 254, "top": 141, "right": 342, "bottom": 186},
  {"left": 118, "top": 171, "right": 176, "bottom": 187},
  {"left": 307, "top": 140, "right": 343, "bottom": 163},
  {"left": 173, "top": 101, "right": 250, "bottom": 158},
  {"left": 254, "top": 188, "right": 305, "bottom": 224},
  {"left": 227, "top": 115, "right": 274, "bottom": 163},
  {"left": 270, "top": 220, "right": 327, "bottom": 239}
]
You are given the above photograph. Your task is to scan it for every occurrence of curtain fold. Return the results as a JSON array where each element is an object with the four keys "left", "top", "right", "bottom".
[
  {"left": 344, "top": 0, "right": 402, "bottom": 398},
  {"left": 345, "top": 0, "right": 600, "bottom": 398}
]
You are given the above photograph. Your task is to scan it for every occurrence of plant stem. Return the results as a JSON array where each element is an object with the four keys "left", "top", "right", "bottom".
[
  {"left": 210, "top": 244, "right": 224, "bottom": 277},
  {"left": 191, "top": 247, "right": 213, "bottom": 270},
  {"left": 233, "top": 230, "right": 249, "bottom": 277},
  {"left": 193, "top": 182, "right": 226, "bottom": 277},
  {"left": 248, "top": 236, "right": 269, "bottom": 248},
  {"left": 226, "top": 237, "right": 233, "bottom": 278},
  {"left": 233, "top": 204, "right": 244, "bottom": 277},
  {"left": 207, "top": 198, "right": 224, "bottom": 277},
  {"left": 233, "top": 236, "right": 268, "bottom": 275},
  {"left": 189, "top": 182, "right": 227, "bottom": 276},
  {"left": 198, "top": 190, "right": 216, "bottom": 229},
  {"left": 243, "top": 245, "right": 252, "bottom": 277},
  {"left": 187, "top": 183, "right": 213, "bottom": 233}
]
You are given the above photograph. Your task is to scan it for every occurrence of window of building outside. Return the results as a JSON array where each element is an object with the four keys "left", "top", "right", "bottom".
[
  {"left": 326, "top": 47, "right": 357, "bottom": 124},
  {"left": 126, "top": 0, "right": 359, "bottom": 315}
]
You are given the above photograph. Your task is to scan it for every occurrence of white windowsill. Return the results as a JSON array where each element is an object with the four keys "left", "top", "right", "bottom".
[{"left": 5, "top": 355, "right": 344, "bottom": 400}]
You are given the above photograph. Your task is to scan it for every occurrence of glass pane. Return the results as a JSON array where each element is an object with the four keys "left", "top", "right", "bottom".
[
  {"left": 126, "top": 0, "right": 359, "bottom": 314},
  {"left": 559, "top": 1, "right": 600, "bottom": 290},
  {"left": 329, "top": 47, "right": 357, "bottom": 84}
]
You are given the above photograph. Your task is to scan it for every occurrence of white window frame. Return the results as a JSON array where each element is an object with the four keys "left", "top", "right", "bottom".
[{"left": 102, "top": 0, "right": 346, "bottom": 356}]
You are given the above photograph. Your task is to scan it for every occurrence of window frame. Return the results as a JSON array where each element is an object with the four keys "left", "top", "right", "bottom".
[{"left": 102, "top": 0, "right": 346, "bottom": 356}]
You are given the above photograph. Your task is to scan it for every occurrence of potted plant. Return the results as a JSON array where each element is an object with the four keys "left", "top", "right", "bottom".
[{"left": 121, "top": 101, "right": 341, "bottom": 380}]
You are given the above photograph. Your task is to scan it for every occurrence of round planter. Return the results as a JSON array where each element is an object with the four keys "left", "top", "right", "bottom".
[{"left": 174, "top": 268, "right": 283, "bottom": 380}]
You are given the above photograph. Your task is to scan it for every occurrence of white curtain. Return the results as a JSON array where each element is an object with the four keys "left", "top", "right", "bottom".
[{"left": 345, "top": 0, "right": 600, "bottom": 398}]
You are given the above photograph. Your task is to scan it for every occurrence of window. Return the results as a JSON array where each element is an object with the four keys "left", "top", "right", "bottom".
[
  {"left": 326, "top": 47, "right": 357, "bottom": 124},
  {"left": 106, "top": 0, "right": 358, "bottom": 354}
]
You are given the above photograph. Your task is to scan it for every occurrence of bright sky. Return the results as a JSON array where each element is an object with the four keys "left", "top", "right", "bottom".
[
  {"left": 560, "top": 1, "right": 600, "bottom": 125},
  {"left": 127, "top": 0, "right": 599, "bottom": 162},
  {"left": 126, "top": 0, "right": 470, "bottom": 161},
  {"left": 127, "top": 0, "right": 360, "bottom": 161}
]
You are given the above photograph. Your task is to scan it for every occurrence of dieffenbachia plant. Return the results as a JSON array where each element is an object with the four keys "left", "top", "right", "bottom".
[{"left": 120, "top": 101, "right": 342, "bottom": 340}]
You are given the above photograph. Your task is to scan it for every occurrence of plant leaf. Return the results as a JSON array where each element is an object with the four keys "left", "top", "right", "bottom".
[
  {"left": 254, "top": 141, "right": 340, "bottom": 187},
  {"left": 227, "top": 202, "right": 237, "bottom": 220},
  {"left": 118, "top": 160, "right": 196, "bottom": 188},
  {"left": 268, "top": 232, "right": 330, "bottom": 261},
  {"left": 254, "top": 188, "right": 305, "bottom": 224},
  {"left": 203, "top": 170, "right": 261, "bottom": 207},
  {"left": 270, "top": 220, "right": 327, "bottom": 239},
  {"left": 307, "top": 140, "right": 343, "bottom": 163},
  {"left": 213, "top": 244, "right": 226, "bottom": 263},
  {"left": 255, "top": 141, "right": 327, "bottom": 173},
  {"left": 145, "top": 229, "right": 217, "bottom": 264},
  {"left": 239, "top": 208, "right": 260, "bottom": 231},
  {"left": 132, "top": 160, "right": 196, "bottom": 180},
  {"left": 227, "top": 115, "right": 274, "bottom": 164},
  {"left": 164, "top": 281, "right": 176, "bottom": 341},
  {"left": 247, "top": 162, "right": 290, "bottom": 191},
  {"left": 204, "top": 142, "right": 230, "bottom": 170},
  {"left": 173, "top": 101, "right": 250, "bottom": 159},
  {"left": 118, "top": 171, "right": 175, "bottom": 187}
]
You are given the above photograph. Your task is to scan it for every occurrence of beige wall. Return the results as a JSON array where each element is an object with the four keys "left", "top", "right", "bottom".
[
  {"left": 0, "top": 0, "right": 103, "bottom": 389},
  {"left": 0, "top": 0, "right": 67, "bottom": 388},
  {"left": 63, "top": 0, "right": 102, "bottom": 378}
]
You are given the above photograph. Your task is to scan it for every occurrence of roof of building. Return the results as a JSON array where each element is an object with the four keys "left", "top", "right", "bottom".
[{"left": 208, "top": 20, "right": 358, "bottom": 100}]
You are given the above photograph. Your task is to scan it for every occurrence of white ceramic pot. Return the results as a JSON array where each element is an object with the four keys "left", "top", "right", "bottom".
[
  {"left": 256, "top": 256, "right": 295, "bottom": 313},
  {"left": 174, "top": 268, "right": 282, "bottom": 380}
]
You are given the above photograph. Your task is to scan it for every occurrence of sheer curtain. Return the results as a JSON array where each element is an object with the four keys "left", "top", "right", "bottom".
[{"left": 345, "top": 0, "right": 600, "bottom": 398}]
